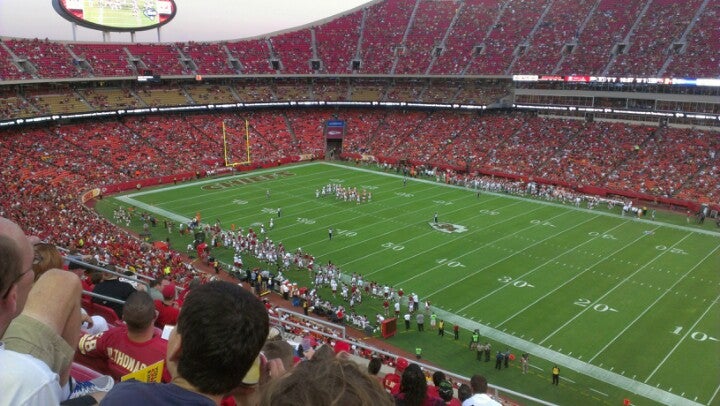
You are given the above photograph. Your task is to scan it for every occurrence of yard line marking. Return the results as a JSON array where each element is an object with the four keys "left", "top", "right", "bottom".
[
  {"left": 397, "top": 210, "right": 586, "bottom": 290},
  {"left": 589, "top": 243, "right": 720, "bottom": 362},
  {"left": 456, "top": 219, "right": 626, "bottom": 313},
  {"left": 590, "top": 388, "right": 608, "bottom": 397},
  {"left": 322, "top": 162, "right": 719, "bottom": 237},
  {"left": 708, "top": 382, "right": 720, "bottom": 406},
  {"left": 539, "top": 232, "right": 691, "bottom": 345},
  {"left": 496, "top": 226, "right": 661, "bottom": 328},
  {"left": 361, "top": 202, "right": 547, "bottom": 277},
  {"left": 335, "top": 193, "right": 518, "bottom": 267},
  {"left": 644, "top": 290, "right": 720, "bottom": 383}
]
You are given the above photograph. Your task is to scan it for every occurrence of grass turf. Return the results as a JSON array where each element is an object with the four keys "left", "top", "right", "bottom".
[{"left": 95, "top": 161, "right": 720, "bottom": 406}]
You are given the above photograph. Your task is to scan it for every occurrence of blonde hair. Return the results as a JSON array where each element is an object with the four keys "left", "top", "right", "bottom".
[{"left": 32, "top": 243, "right": 63, "bottom": 281}]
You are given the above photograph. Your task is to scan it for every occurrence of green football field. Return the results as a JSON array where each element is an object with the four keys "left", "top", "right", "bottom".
[
  {"left": 82, "top": 0, "right": 159, "bottom": 29},
  {"left": 98, "top": 161, "right": 720, "bottom": 406}
]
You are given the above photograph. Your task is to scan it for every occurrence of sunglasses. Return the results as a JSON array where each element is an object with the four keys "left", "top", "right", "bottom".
[{"left": 2, "top": 268, "right": 32, "bottom": 299}]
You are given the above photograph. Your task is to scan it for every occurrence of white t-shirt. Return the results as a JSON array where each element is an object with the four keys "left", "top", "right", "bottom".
[
  {"left": 462, "top": 393, "right": 501, "bottom": 406},
  {"left": 0, "top": 342, "right": 63, "bottom": 406}
]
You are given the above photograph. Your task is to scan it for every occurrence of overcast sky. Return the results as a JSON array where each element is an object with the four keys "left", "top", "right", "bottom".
[{"left": 0, "top": 0, "right": 373, "bottom": 43}]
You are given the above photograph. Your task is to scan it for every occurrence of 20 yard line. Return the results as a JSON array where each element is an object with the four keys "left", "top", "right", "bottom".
[
  {"left": 588, "top": 244, "right": 720, "bottom": 363},
  {"left": 496, "top": 226, "right": 661, "bottom": 328},
  {"left": 539, "top": 232, "right": 691, "bottom": 345},
  {"left": 456, "top": 219, "right": 628, "bottom": 313}
]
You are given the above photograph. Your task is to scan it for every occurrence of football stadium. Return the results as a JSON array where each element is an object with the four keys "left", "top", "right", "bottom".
[{"left": 0, "top": 0, "right": 718, "bottom": 405}]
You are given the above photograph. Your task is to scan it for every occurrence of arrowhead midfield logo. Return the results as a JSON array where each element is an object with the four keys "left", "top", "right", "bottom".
[{"left": 429, "top": 222, "right": 468, "bottom": 234}]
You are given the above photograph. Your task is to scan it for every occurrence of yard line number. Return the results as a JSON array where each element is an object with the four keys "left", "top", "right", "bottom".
[
  {"left": 671, "top": 326, "right": 719, "bottom": 342},
  {"left": 395, "top": 192, "right": 414, "bottom": 198},
  {"left": 382, "top": 242, "right": 405, "bottom": 251},
  {"left": 436, "top": 258, "right": 466, "bottom": 268},
  {"left": 588, "top": 231, "right": 617, "bottom": 240},
  {"left": 574, "top": 298, "right": 619, "bottom": 313},
  {"left": 655, "top": 245, "right": 688, "bottom": 255},
  {"left": 498, "top": 276, "right": 535, "bottom": 288},
  {"left": 296, "top": 217, "right": 315, "bottom": 225},
  {"left": 531, "top": 219, "right": 556, "bottom": 227},
  {"left": 336, "top": 229, "right": 357, "bottom": 237},
  {"left": 479, "top": 209, "right": 500, "bottom": 216}
]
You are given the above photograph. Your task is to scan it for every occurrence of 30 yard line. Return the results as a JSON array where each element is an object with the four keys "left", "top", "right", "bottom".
[{"left": 456, "top": 219, "right": 628, "bottom": 313}]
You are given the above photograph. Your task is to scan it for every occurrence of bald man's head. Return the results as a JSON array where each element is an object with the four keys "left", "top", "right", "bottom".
[{"left": 0, "top": 218, "right": 35, "bottom": 318}]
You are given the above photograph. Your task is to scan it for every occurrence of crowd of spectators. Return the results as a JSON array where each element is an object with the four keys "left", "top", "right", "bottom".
[
  {"left": 607, "top": 0, "right": 703, "bottom": 77},
  {"left": 0, "top": 0, "right": 716, "bottom": 79},
  {"left": 359, "top": 0, "right": 415, "bottom": 74},
  {"left": 268, "top": 30, "right": 314, "bottom": 74},
  {"left": 555, "top": 0, "right": 645, "bottom": 75},
  {"left": 511, "top": 0, "right": 595, "bottom": 75},
  {"left": 66, "top": 43, "right": 134, "bottom": 77},
  {"left": 663, "top": 0, "right": 720, "bottom": 78},
  {"left": 3, "top": 38, "right": 81, "bottom": 79},
  {"left": 314, "top": 10, "right": 363, "bottom": 74},
  {"left": 0, "top": 106, "right": 715, "bottom": 206},
  {"left": 393, "top": 0, "right": 459, "bottom": 75},
  {"left": 466, "top": 0, "right": 551, "bottom": 75}
]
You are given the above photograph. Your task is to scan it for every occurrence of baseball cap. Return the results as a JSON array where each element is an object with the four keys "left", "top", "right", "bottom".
[
  {"left": 438, "top": 380, "right": 454, "bottom": 401},
  {"left": 162, "top": 283, "right": 176, "bottom": 299},
  {"left": 396, "top": 357, "right": 409, "bottom": 372}
]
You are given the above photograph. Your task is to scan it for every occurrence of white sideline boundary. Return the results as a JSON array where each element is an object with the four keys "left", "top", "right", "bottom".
[{"left": 114, "top": 161, "right": 710, "bottom": 405}]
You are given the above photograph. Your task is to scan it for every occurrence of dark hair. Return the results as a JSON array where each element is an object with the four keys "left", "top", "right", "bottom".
[
  {"left": 457, "top": 383, "right": 472, "bottom": 402},
  {"left": 398, "top": 363, "right": 427, "bottom": 406},
  {"left": 368, "top": 357, "right": 383, "bottom": 376},
  {"left": 469, "top": 374, "right": 489, "bottom": 394},
  {"left": 122, "top": 291, "right": 156, "bottom": 332},
  {"left": 260, "top": 356, "right": 393, "bottom": 405},
  {"left": 432, "top": 370, "right": 446, "bottom": 387},
  {"left": 310, "top": 344, "right": 335, "bottom": 362},
  {"left": 90, "top": 271, "right": 104, "bottom": 285},
  {"left": 176, "top": 281, "right": 268, "bottom": 395}
]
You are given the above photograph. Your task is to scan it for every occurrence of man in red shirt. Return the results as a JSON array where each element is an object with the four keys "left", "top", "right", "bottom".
[
  {"left": 78, "top": 291, "right": 171, "bottom": 382},
  {"left": 382, "top": 357, "right": 408, "bottom": 395},
  {"left": 154, "top": 283, "right": 179, "bottom": 328}
]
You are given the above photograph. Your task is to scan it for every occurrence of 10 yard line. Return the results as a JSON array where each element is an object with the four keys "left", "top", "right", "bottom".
[{"left": 644, "top": 291, "right": 720, "bottom": 383}]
